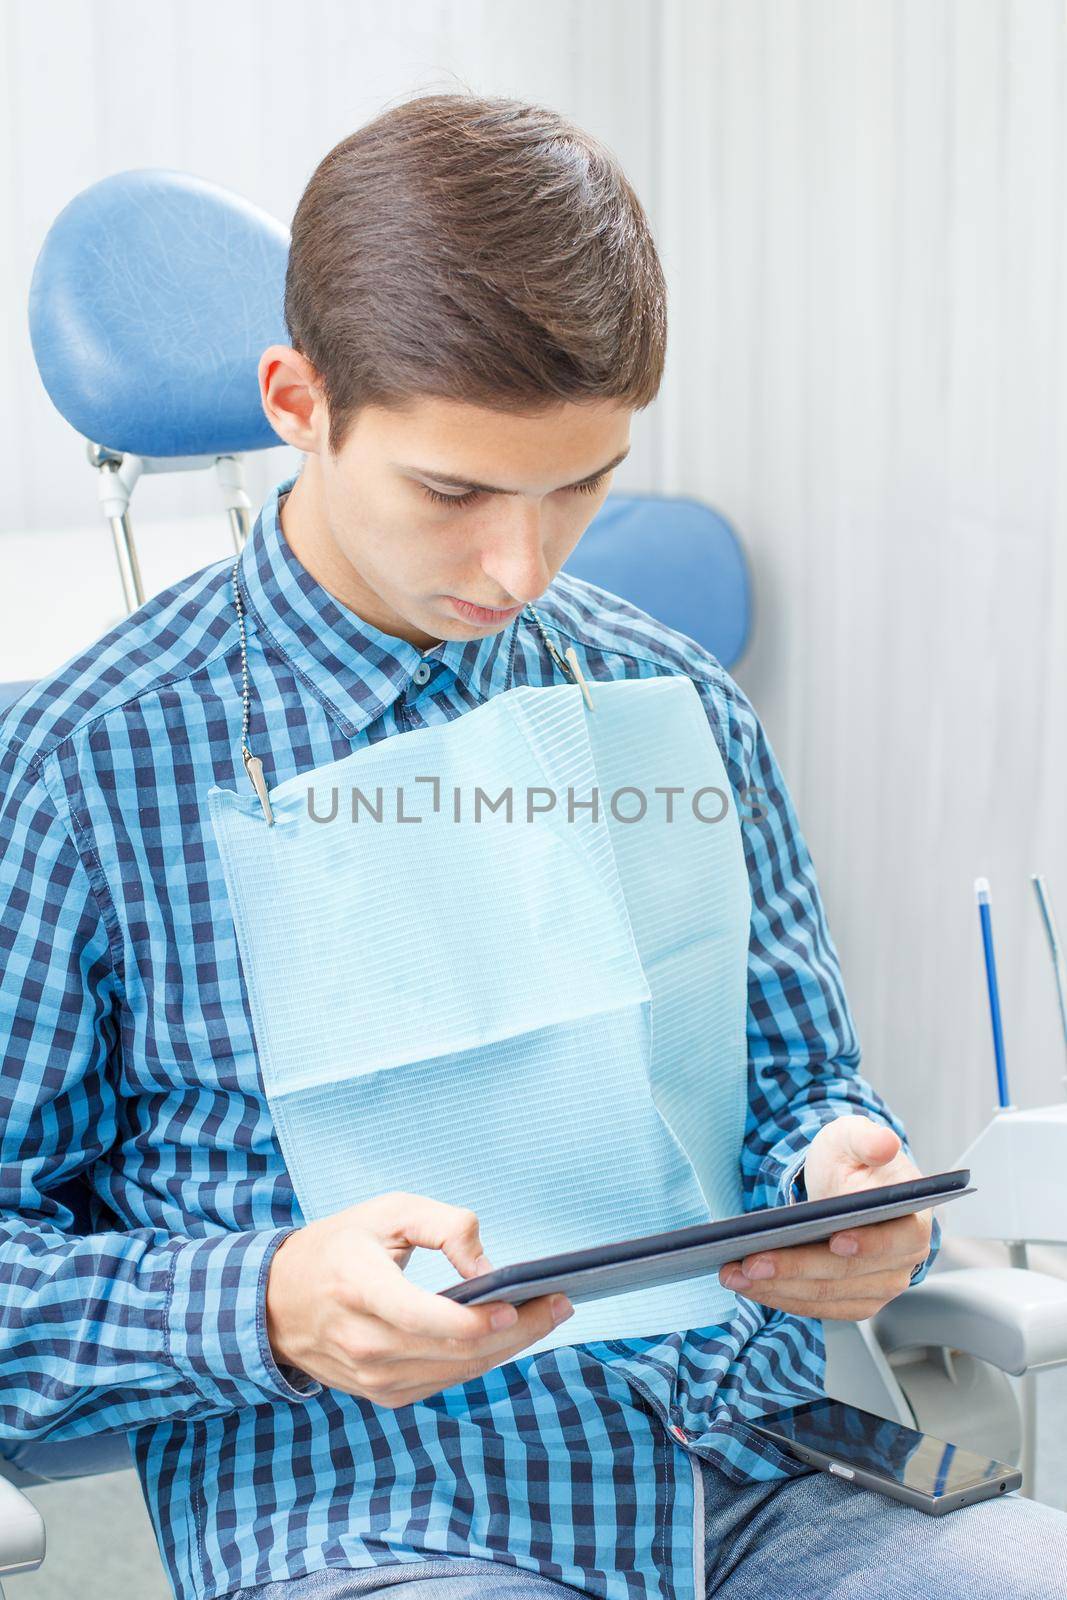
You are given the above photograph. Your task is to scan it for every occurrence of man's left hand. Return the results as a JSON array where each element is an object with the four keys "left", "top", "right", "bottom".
[{"left": 718, "top": 1116, "right": 933, "bottom": 1321}]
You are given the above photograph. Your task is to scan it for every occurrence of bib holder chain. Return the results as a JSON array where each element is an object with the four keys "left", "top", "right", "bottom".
[
  {"left": 232, "top": 559, "right": 275, "bottom": 826},
  {"left": 523, "top": 604, "right": 596, "bottom": 712}
]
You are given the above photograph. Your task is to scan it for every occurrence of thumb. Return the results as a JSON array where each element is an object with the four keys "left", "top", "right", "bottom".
[{"left": 840, "top": 1116, "right": 901, "bottom": 1171}]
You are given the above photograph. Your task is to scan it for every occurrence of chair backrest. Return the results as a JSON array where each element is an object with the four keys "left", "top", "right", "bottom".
[
  {"left": 29, "top": 168, "right": 289, "bottom": 458},
  {"left": 564, "top": 492, "right": 751, "bottom": 669}
]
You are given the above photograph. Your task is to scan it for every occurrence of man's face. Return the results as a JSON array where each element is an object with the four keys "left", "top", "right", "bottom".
[{"left": 310, "top": 396, "right": 632, "bottom": 650}]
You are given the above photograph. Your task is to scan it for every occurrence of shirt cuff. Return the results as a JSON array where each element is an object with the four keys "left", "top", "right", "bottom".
[
  {"left": 782, "top": 1149, "right": 809, "bottom": 1205},
  {"left": 165, "top": 1227, "right": 323, "bottom": 1407},
  {"left": 760, "top": 1106, "right": 859, "bottom": 1209}
]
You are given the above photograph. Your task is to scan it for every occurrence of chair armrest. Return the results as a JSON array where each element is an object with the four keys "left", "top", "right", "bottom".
[
  {"left": 0, "top": 1431, "right": 132, "bottom": 1487},
  {"left": 872, "top": 1267, "right": 1067, "bottom": 1377},
  {"left": 0, "top": 1475, "right": 45, "bottom": 1577}
]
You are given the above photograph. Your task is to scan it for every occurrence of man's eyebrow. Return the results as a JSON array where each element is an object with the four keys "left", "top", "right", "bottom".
[{"left": 393, "top": 448, "right": 630, "bottom": 495}]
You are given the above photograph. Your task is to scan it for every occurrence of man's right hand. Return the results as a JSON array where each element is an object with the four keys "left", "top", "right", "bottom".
[{"left": 265, "top": 1191, "right": 574, "bottom": 1408}]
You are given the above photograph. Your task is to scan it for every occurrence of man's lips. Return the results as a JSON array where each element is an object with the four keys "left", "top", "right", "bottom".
[{"left": 445, "top": 596, "right": 524, "bottom": 623}]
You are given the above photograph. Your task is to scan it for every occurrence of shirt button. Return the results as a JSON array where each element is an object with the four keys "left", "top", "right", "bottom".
[
  {"left": 412, "top": 663, "right": 432, "bottom": 686},
  {"left": 669, "top": 1423, "right": 689, "bottom": 1444}
]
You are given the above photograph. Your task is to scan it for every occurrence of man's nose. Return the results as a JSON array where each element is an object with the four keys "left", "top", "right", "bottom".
[{"left": 479, "top": 501, "right": 553, "bottom": 605}]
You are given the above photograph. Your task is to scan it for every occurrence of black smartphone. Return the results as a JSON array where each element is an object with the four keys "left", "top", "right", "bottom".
[{"left": 747, "top": 1398, "right": 1022, "bottom": 1515}]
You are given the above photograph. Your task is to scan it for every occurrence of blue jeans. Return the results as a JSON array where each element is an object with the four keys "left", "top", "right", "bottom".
[{"left": 233, "top": 1454, "right": 1067, "bottom": 1600}]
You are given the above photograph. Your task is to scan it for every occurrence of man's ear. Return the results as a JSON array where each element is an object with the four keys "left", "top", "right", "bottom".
[{"left": 258, "top": 345, "right": 329, "bottom": 453}]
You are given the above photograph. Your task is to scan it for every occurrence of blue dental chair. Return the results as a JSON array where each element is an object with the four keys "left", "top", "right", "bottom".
[{"left": 3, "top": 168, "right": 1066, "bottom": 1592}]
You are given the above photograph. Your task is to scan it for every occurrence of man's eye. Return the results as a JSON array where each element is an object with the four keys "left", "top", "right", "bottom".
[
  {"left": 423, "top": 486, "right": 482, "bottom": 508},
  {"left": 422, "top": 473, "right": 607, "bottom": 510}
]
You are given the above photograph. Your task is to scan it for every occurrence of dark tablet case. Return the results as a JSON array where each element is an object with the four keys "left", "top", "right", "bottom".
[{"left": 440, "top": 1169, "right": 973, "bottom": 1307}]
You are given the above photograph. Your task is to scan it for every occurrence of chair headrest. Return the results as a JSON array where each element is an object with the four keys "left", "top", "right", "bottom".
[
  {"left": 29, "top": 169, "right": 289, "bottom": 459},
  {"left": 564, "top": 494, "right": 751, "bottom": 669}
]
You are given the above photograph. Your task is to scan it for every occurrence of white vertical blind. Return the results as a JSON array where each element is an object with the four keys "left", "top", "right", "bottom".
[
  {"left": 0, "top": 0, "right": 1065, "bottom": 1167},
  {"left": 654, "top": 0, "right": 1067, "bottom": 1166}
]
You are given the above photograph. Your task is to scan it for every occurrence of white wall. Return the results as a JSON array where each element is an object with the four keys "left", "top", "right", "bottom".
[{"left": 2, "top": 0, "right": 1065, "bottom": 1171}]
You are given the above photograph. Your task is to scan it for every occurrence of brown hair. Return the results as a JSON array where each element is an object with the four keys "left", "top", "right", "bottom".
[{"left": 284, "top": 93, "right": 667, "bottom": 451}]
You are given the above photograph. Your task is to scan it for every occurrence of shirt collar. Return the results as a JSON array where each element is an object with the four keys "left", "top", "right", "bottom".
[{"left": 238, "top": 474, "right": 525, "bottom": 736}]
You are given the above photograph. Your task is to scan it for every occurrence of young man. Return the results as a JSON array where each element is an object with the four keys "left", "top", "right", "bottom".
[{"left": 1, "top": 93, "right": 1064, "bottom": 1600}]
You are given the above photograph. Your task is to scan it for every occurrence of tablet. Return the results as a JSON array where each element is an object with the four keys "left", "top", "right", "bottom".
[{"left": 439, "top": 1169, "right": 973, "bottom": 1308}]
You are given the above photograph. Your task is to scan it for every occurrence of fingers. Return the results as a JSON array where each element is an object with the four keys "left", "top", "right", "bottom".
[
  {"left": 822, "top": 1207, "right": 932, "bottom": 1270},
  {"left": 341, "top": 1258, "right": 513, "bottom": 1343},
  {"left": 349, "top": 1193, "right": 522, "bottom": 1342},
  {"left": 352, "top": 1289, "right": 574, "bottom": 1365},
  {"left": 718, "top": 1264, "right": 917, "bottom": 1317},
  {"left": 289, "top": 1194, "right": 579, "bottom": 1407},
  {"left": 725, "top": 1213, "right": 930, "bottom": 1287},
  {"left": 364, "top": 1191, "right": 491, "bottom": 1279},
  {"left": 338, "top": 1291, "right": 575, "bottom": 1407}
]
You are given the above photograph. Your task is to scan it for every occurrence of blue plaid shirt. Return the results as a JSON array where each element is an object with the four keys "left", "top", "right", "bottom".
[{"left": 0, "top": 477, "right": 936, "bottom": 1600}]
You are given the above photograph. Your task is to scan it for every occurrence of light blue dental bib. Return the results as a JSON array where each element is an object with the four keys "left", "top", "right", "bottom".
[{"left": 208, "top": 674, "right": 752, "bottom": 1352}]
